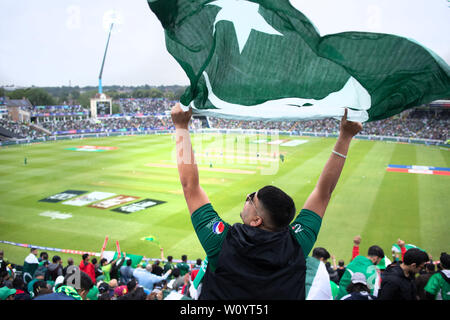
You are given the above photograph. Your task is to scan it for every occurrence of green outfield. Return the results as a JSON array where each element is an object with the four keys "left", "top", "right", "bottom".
[{"left": 0, "top": 133, "right": 449, "bottom": 266}]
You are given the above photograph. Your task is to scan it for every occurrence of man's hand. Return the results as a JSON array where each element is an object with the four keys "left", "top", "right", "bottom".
[
  {"left": 353, "top": 235, "right": 362, "bottom": 246},
  {"left": 397, "top": 239, "right": 405, "bottom": 247},
  {"left": 171, "top": 103, "right": 192, "bottom": 129},
  {"left": 339, "top": 108, "right": 363, "bottom": 140}
]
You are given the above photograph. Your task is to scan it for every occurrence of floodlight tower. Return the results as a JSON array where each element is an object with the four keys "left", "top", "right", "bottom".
[
  {"left": 90, "top": 23, "right": 114, "bottom": 119},
  {"left": 98, "top": 23, "right": 114, "bottom": 94}
]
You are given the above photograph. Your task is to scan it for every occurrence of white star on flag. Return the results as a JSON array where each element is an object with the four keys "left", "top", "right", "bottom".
[{"left": 208, "top": 0, "right": 283, "bottom": 54}]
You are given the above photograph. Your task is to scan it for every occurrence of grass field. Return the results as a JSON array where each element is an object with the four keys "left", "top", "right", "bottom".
[{"left": 0, "top": 132, "right": 449, "bottom": 266}]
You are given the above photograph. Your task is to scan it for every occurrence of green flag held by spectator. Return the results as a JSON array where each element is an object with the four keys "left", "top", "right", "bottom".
[
  {"left": 141, "top": 235, "right": 161, "bottom": 248},
  {"left": 148, "top": 0, "right": 450, "bottom": 122}
]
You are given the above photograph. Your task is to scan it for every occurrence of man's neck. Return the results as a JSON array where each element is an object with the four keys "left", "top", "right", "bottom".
[{"left": 400, "top": 263, "right": 411, "bottom": 278}]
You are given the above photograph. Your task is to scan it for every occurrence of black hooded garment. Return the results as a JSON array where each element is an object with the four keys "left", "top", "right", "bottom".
[
  {"left": 199, "top": 223, "right": 306, "bottom": 300},
  {"left": 378, "top": 264, "right": 417, "bottom": 300}
]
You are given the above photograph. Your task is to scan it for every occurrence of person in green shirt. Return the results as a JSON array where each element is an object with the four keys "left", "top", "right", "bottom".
[
  {"left": 424, "top": 252, "right": 450, "bottom": 300},
  {"left": 177, "top": 255, "right": 191, "bottom": 276},
  {"left": 171, "top": 104, "right": 362, "bottom": 299},
  {"left": 336, "top": 245, "right": 384, "bottom": 299},
  {"left": 99, "top": 258, "right": 114, "bottom": 283}
]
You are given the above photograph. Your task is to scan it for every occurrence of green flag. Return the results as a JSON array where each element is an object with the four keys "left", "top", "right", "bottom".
[
  {"left": 391, "top": 243, "right": 425, "bottom": 253},
  {"left": 112, "top": 252, "right": 143, "bottom": 268},
  {"left": 148, "top": 0, "right": 450, "bottom": 122},
  {"left": 141, "top": 235, "right": 160, "bottom": 247}
]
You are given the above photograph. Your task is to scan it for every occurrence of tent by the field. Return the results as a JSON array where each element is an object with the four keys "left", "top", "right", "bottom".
[{"left": 148, "top": 0, "right": 450, "bottom": 122}]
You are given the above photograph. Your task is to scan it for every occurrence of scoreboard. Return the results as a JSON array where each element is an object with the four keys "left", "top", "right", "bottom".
[
  {"left": 96, "top": 101, "right": 111, "bottom": 116},
  {"left": 90, "top": 93, "right": 112, "bottom": 118}
]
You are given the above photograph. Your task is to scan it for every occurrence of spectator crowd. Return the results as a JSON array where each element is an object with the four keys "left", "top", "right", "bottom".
[
  {"left": 0, "top": 236, "right": 448, "bottom": 301},
  {"left": 0, "top": 98, "right": 448, "bottom": 142}
]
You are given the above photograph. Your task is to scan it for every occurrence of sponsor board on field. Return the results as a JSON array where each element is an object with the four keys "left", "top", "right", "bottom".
[
  {"left": 89, "top": 195, "right": 140, "bottom": 209},
  {"left": 62, "top": 191, "right": 116, "bottom": 206},
  {"left": 39, "top": 190, "right": 166, "bottom": 214},
  {"left": 39, "top": 190, "right": 88, "bottom": 203},
  {"left": 112, "top": 199, "right": 166, "bottom": 214}
]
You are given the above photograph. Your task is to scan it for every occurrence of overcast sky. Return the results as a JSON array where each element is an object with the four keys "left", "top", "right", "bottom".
[{"left": 0, "top": 0, "right": 449, "bottom": 88}]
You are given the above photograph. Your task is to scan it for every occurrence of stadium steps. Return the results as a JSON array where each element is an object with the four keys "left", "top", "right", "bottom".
[
  {"left": 30, "top": 123, "right": 51, "bottom": 135},
  {"left": 0, "top": 125, "right": 24, "bottom": 139}
]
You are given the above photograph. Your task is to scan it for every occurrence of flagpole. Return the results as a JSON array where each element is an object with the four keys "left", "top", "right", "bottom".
[
  {"left": 116, "top": 240, "right": 121, "bottom": 258},
  {"left": 100, "top": 236, "right": 109, "bottom": 259}
]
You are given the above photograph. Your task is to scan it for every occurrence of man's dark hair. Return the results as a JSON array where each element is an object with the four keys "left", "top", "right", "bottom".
[
  {"left": 312, "top": 247, "right": 331, "bottom": 260},
  {"left": 127, "top": 278, "right": 137, "bottom": 292},
  {"left": 172, "top": 268, "right": 180, "bottom": 278},
  {"left": 440, "top": 252, "right": 450, "bottom": 269},
  {"left": 367, "top": 245, "right": 384, "bottom": 259},
  {"left": 257, "top": 185, "right": 296, "bottom": 229},
  {"left": 181, "top": 255, "right": 187, "bottom": 262},
  {"left": 52, "top": 255, "right": 61, "bottom": 263},
  {"left": 126, "top": 258, "right": 132, "bottom": 267},
  {"left": 12, "top": 276, "right": 25, "bottom": 290},
  {"left": 82, "top": 253, "right": 89, "bottom": 261},
  {"left": 167, "top": 256, "right": 173, "bottom": 262},
  {"left": 403, "top": 248, "right": 429, "bottom": 266}
]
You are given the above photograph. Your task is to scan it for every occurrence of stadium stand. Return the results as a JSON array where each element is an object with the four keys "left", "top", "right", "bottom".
[
  {"left": 0, "top": 98, "right": 448, "bottom": 144},
  {"left": 0, "top": 238, "right": 447, "bottom": 300}
]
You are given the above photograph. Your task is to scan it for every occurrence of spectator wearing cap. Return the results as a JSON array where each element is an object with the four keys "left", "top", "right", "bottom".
[
  {"left": 97, "top": 281, "right": 111, "bottom": 300},
  {"left": 0, "top": 286, "right": 16, "bottom": 300},
  {"left": 113, "top": 285, "right": 128, "bottom": 299},
  {"left": 34, "top": 270, "right": 94, "bottom": 300},
  {"left": 340, "top": 272, "right": 377, "bottom": 300},
  {"left": 424, "top": 252, "right": 450, "bottom": 300}
]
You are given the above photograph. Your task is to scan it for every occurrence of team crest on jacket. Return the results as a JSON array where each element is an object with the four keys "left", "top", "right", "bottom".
[{"left": 213, "top": 221, "right": 225, "bottom": 234}]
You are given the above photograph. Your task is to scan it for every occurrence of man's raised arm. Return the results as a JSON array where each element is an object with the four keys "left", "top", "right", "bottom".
[
  {"left": 303, "top": 109, "right": 362, "bottom": 218},
  {"left": 171, "top": 103, "right": 210, "bottom": 215}
]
